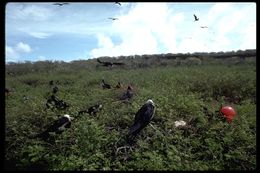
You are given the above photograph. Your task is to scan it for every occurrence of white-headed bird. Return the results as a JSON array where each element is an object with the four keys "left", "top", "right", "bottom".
[
  {"left": 127, "top": 99, "right": 155, "bottom": 144},
  {"left": 35, "top": 114, "right": 72, "bottom": 140}
]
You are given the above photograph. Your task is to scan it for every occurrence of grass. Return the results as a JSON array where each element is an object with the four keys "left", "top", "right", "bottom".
[{"left": 5, "top": 63, "right": 256, "bottom": 170}]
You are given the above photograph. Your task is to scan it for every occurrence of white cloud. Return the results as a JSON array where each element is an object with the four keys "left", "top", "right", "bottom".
[
  {"left": 29, "top": 32, "right": 51, "bottom": 39},
  {"left": 6, "top": 3, "right": 118, "bottom": 38},
  {"left": 90, "top": 27, "right": 158, "bottom": 58},
  {"left": 207, "top": 3, "right": 232, "bottom": 23},
  {"left": 239, "top": 23, "right": 256, "bottom": 50},
  {"left": 6, "top": 3, "right": 256, "bottom": 62},
  {"left": 5, "top": 46, "right": 19, "bottom": 62},
  {"left": 5, "top": 42, "right": 32, "bottom": 62},
  {"left": 96, "top": 33, "right": 114, "bottom": 48},
  {"left": 177, "top": 3, "right": 256, "bottom": 53},
  {"left": 16, "top": 42, "right": 32, "bottom": 53},
  {"left": 7, "top": 3, "right": 54, "bottom": 21},
  {"left": 89, "top": 3, "right": 176, "bottom": 58},
  {"left": 37, "top": 56, "right": 47, "bottom": 61},
  {"left": 89, "top": 3, "right": 256, "bottom": 57}
]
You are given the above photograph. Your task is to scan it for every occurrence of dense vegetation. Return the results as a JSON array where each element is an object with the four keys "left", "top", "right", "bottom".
[{"left": 5, "top": 50, "right": 256, "bottom": 170}]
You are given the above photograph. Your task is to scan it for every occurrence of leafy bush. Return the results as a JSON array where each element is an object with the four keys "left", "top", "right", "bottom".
[{"left": 5, "top": 62, "right": 256, "bottom": 170}]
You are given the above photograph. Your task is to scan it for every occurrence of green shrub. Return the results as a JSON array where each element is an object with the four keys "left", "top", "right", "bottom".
[{"left": 5, "top": 63, "right": 256, "bottom": 170}]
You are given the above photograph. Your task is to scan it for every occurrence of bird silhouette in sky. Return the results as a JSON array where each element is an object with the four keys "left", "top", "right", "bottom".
[
  {"left": 193, "top": 14, "right": 199, "bottom": 21},
  {"left": 115, "top": 2, "right": 121, "bottom": 6},
  {"left": 200, "top": 26, "right": 208, "bottom": 28},
  {"left": 53, "top": 2, "right": 69, "bottom": 6},
  {"left": 108, "top": 17, "right": 119, "bottom": 21}
]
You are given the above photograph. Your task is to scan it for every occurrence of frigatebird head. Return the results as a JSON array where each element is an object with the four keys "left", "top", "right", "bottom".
[
  {"left": 146, "top": 99, "right": 155, "bottom": 106},
  {"left": 63, "top": 114, "right": 72, "bottom": 121}
]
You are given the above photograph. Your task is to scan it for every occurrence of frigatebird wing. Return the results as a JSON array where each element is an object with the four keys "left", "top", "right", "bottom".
[{"left": 113, "top": 62, "right": 125, "bottom": 65}]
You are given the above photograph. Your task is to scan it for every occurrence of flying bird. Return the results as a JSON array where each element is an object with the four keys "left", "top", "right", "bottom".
[
  {"left": 53, "top": 2, "right": 69, "bottom": 6},
  {"left": 127, "top": 99, "right": 155, "bottom": 144},
  {"left": 34, "top": 114, "right": 72, "bottom": 140},
  {"left": 101, "top": 79, "right": 112, "bottom": 89},
  {"left": 112, "top": 62, "right": 125, "bottom": 65},
  {"left": 97, "top": 58, "right": 113, "bottom": 67},
  {"left": 115, "top": 2, "right": 121, "bottom": 6},
  {"left": 108, "top": 17, "right": 119, "bottom": 21},
  {"left": 200, "top": 26, "right": 208, "bottom": 28},
  {"left": 97, "top": 58, "right": 125, "bottom": 67},
  {"left": 193, "top": 14, "right": 199, "bottom": 21}
]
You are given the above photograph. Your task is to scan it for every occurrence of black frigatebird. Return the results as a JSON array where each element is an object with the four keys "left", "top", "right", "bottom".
[
  {"left": 34, "top": 114, "right": 72, "bottom": 140},
  {"left": 120, "top": 85, "right": 134, "bottom": 100},
  {"left": 108, "top": 17, "right": 119, "bottom": 21},
  {"left": 194, "top": 14, "right": 199, "bottom": 21},
  {"left": 127, "top": 99, "right": 155, "bottom": 144},
  {"left": 115, "top": 2, "right": 121, "bottom": 6},
  {"left": 53, "top": 2, "right": 69, "bottom": 6},
  {"left": 97, "top": 58, "right": 125, "bottom": 67},
  {"left": 78, "top": 103, "right": 103, "bottom": 115}
]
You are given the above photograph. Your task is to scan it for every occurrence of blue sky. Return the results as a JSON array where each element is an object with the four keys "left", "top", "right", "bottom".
[{"left": 5, "top": 2, "right": 256, "bottom": 63}]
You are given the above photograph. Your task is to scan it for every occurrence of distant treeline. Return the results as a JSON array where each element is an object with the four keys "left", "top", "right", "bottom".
[
  {"left": 6, "top": 49, "right": 256, "bottom": 74},
  {"left": 158, "top": 49, "right": 256, "bottom": 59},
  {"left": 108, "top": 49, "right": 256, "bottom": 60}
]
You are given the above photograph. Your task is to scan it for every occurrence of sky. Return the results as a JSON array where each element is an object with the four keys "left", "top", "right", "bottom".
[{"left": 5, "top": 2, "right": 256, "bottom": 63}]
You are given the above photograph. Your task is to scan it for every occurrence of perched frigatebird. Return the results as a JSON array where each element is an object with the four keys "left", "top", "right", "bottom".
[
  {"left": 120, "top": 85, "right": 134, "bottom": 100},
  {"left": 34, "top": 114, "right": 72, "bottom": 140},
  {"left": 127, "top": 99, "right": 155, "bottom": 144},
  {"left": 78, "top": 103, "right": 103, "bottom": 115}
]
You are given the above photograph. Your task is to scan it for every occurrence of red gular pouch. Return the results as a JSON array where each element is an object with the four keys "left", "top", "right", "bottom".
[{"left": 220, "top": 106, "right": 236, "bottom": 123}]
